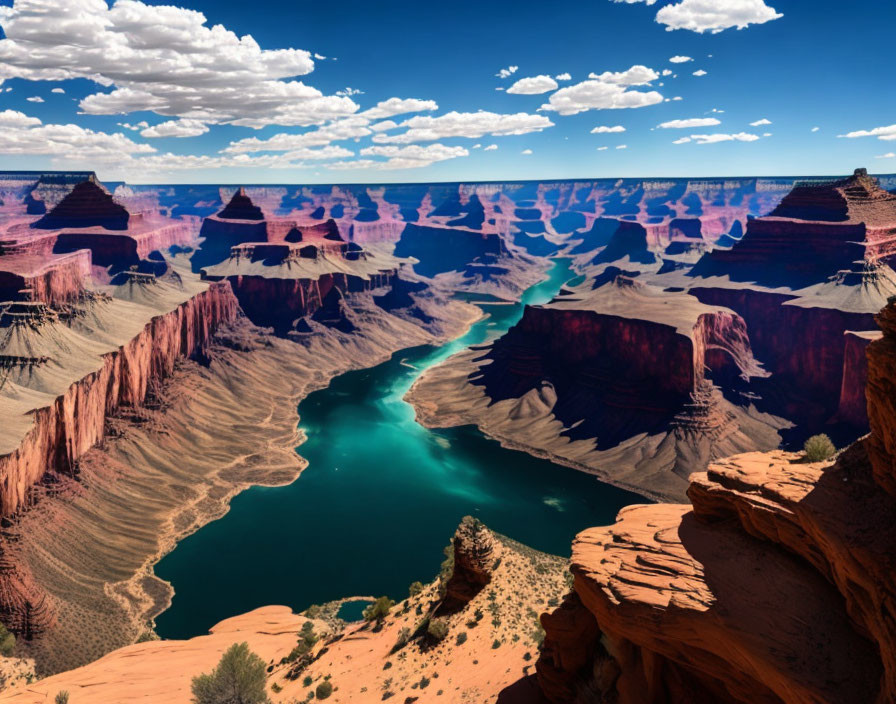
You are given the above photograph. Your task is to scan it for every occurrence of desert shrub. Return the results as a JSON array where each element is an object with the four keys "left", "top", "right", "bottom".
[
  {"left": 804, "top": 434, "right": 836, "bottom": 462},
  {"left": 304, "top": 604, "right": 322, "bottom": 619},
  {"left": 315, "top": 681, "right": 333, "bottom": 699},
  {"left": 455, "top": 631, "right": 467, "bottom": 645},
  {"left": 363, "top": 597, "right": 395, "bottom": 624},
  {"left": 426, "top": 618, "right": 449, "bottom": 643},
  {"left": 492, "top": 639, "right": 502, "bottom": 649},
  {"left": 191, "top": 642, "right": 270, "bottom": 704},
  {"left": 408, "top": 581, "right": 424, "bottom": 598},
  {"left": 0, "top": 622, "right": 15, "bottom": 656},
  {"left": 55, "top": 693, "right": 69, "bottom": 704},
  {"left": 302, "top": 675, "right": 313, "bottom": 687}
]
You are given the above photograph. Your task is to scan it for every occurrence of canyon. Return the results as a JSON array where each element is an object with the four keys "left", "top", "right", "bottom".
[{"left": 0, "top": 168, "right": 892, "bottom": 703}]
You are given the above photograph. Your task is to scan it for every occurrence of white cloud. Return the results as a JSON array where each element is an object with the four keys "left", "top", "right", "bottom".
[
  {"left": 313, "top": 53, "right": 327, "bottom": 60},
  {"left": 370, "top": 120, "right": 398, "bottom": 132},
  {"left": 658, "top": 117, "right": 720, "bottom": 128},
  {"left": 325, "top": 143, "right": 469, "bottom": 170},
  {"left": 336, "top": 87, "right": 364, "bottom": 97},
  {"left": 0, "top": 0, "right": 359, "bottom": 129},
  {"left": 360, "top": 97, "right": 438, "bottom": 120},
  {"left": 687, "top": 132, "right": 761, "bottom": 144},
  {"left": 750, "top": 118, "right": 772, "bottom": 126},
  {"left": 51, "top": 87, "right": 65, "bottom": 94},
  {"left": 0, "top": 111, "right": 156, "bottom": 161},
  {"left": 692, "top": 69, "right": 708, "bottom": 76},
  {"left": 540, "top": 66, "right": 663, "bottom": 115},
  {"left": 224, "top": 117, "right": 373, "bottom": 153},
  {"left": 597, "top": 146, "right": 609, "bottom": 151},
  {"left": 521, "top": 149, "right": 533, "bottom": 155},
  {"left": 555, "top": 73, "right": 571, "bottom": 81},
  {"left": 838, "top": 124, "right": 896, "bottom": 141},
  {"left": 811, "top": 126, "right": 820, "bottom": 132},
  {"left": 669, "top": 55, "right": 693, "bottom": 63},
  {"left": 763, "top": 132, "right": 772, "bottom": 137},
  {"left": 611, "top": 0, "right": 658, "bottom": 5},
  {"left": 507, "top": 75, "right": 559, "bottom": 95},
  {"left": 26, "top": 96, "right": 43, "bottom": 102},
  {"left": 591, "top": 125, "right": 626, "bottom": 133},
  {"left": 672, "top": 137, "right": 691, "bottom": 144},
  {"left": 671, "top": 96, "right": 683, "bottom": 101},
  {"left": 484, "top": 144, "right": 498, "bottom": 151},
  {"left": 587, "top": 65, "right": 659, "bottom": 86},
  {"left": 140, "top": 118, "right": 209, "bottom": 138},
  {"left": 616, "top": 144, "right": 627, "bottom": 149},
  {"left": 496, "top": 65, "right": 519, "bottom": 79},
  {"left": 472, "top": 144, "right": 481, "bottom": 149},
  {"left": 656, "top": 0, "right": 783, "bottom": 34},
  {"left": 371, "top": 111, "right": 554, "bottom": 144},
  {"left": 662, "top": 69, "right": 673, "bottom": 76},
  {"left": 875, "top": 153, "right": 896, "bottom": 159}
]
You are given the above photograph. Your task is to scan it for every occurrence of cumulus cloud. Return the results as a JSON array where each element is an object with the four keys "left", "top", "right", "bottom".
[
  {"left": 0, "top": 110, "right": 156, "bottom": 161},
  {"left": 750, "top": 118, "right": 772, "bottom": 126},
  {"left": 484, "top": 144, "right": 498, "bottom": 150},
  {"left": 371, "top": 111, "right": 554, "bottom": 144},
  {"left": 326, "top": 143, "right": 469, "bottom": 170},
  {"left": 555, "top": 73, "right": 572, "bottom": 81},
  {"left": 51, "top": 87, "right": 65, "bottom": 94},
  {"left": 587, "top": 65, "right": 659, "bottom": 86},
  {"left": 0, "top": 0, "right": 360, "bottom": 128},
  {"left": 676, "top": 132, "right": 761, "bottom": 144},
  {"left": 521, "top": 149, "right": 533, "bottom": 154},
  {"left": 224, "top": 117, "right": 374, "bottom": 153},
  {"left": 26, "top": 96, "right": 43, "bottom": 102},
  {"left": 591, "top": 125, "right": 626, "bottom": 133},
  {"left": 540, "top": 80, "right": 663, "bottom": 115},
  {"left": 140, "top": 118, "right": 209, "bottom": 138},
  {"left": 838, "top": 124, "right": 896, "bottom": 141},
  {"left": 507, "top": 75, "right": 559, "bottom": 95},
  {"left": 692, "top": 69, "right": 708, "bottom": 76},
  {"left": 360, "top": 97, "right": 438, "bottom": 120},
  {"left": 656, "top": 0, "right": 783, "bottom": 34},
  {"left": 496, "top": 65, "right": 519, "bottom": 79},
  {"left": 370, "top": 120, "right": 398, "bottom": 132},
  {"left": 669, "top": 55, "right": 693, "bottom": 63},
  {"left": 658, "top": 117, "right": 720, "bottom": 128}
]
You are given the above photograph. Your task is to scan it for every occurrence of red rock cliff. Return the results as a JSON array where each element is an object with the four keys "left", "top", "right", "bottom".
[{"left": 537, "top": 297, "right": 896, "bottom": 704}]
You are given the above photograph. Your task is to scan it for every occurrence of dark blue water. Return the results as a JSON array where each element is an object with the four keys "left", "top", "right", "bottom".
[{"left": 154, "top": 261, "right": 645, "bottom": 639}]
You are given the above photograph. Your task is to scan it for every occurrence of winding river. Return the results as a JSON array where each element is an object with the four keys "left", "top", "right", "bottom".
[{"left": 154, "top": 260, "right": 644, "bottom": 639}]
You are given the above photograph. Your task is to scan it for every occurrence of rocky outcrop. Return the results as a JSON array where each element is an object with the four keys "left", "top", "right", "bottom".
[
  {"left": 34, "top": 179, "right": 129, "bottom": 231},
  {"left": 536, "top": 297, "right": 896, "bottom": 704},
  {"left": 439, "top": 516, "right": 496, "bottom": 612},
  {"left": 0, "top": 251, "right": 91, "bottom": 305},
  {"left": 394, "top": 223, "right": 506, "bottom": 278},
  {"left": 217, "top": 187, "right": 264, "bottom": 220}
]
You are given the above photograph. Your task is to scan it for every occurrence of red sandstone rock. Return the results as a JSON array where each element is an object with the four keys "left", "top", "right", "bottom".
[{"left": 439, "top": 516, "right": 496, "bottom": 613}]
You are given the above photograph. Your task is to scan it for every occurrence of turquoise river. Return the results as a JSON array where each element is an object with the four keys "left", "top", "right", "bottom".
[{"left": 154, "top": 260, "right": 644, "bottom": 638}]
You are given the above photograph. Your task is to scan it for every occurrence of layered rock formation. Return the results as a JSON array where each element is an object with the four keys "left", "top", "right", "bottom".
[
  {"left": 33, "top": 179, "right": 129, "bottom": 231},
  {"left": 439, "top": 516, "right": 496, "bottom": 613},
  {"left": 408, "top": 171, "right": 896, "bottom": 500},
  {"left": 536, "top": 296, "right": 896, "bottom": 704}
]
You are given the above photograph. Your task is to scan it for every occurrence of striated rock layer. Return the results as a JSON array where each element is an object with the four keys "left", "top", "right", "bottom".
[{"left": 536, "top": 296, "right": 896, "bottom": 704}]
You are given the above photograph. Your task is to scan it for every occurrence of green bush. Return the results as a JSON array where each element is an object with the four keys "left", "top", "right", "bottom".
[
  {"left": 55, "top": 693, "right": 69, "bottom": 704},
  {"left": 0, "top": 622, "right": 15, "bottom": 657},
  {"left": 391, "top": 627, "right": 411, "bottom": 653},
  {"left": 455, "top": 631, "right": 467, "bottom": 646},
  {"left": 191, "top": 642, "right": 270, "bottom": 704},
  {"left": 804, "top": 434, "right": 836, "bottom": 462},
  {"left": 315, "top": 681, "right": 333, "bottom": 700},
  {"left": 426, "top": 618, "right": 449, "bottom": 643},
  {"left": 363, "top": 596, "right": 395, "bottom": 624},
  {"left": 408, "top": 581, "right": 424, "bottom": 598}
]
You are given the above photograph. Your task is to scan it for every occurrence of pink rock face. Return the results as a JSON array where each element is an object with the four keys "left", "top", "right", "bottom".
[
  {"left": 836, "top": 330, "right": 880, "bottom": 427},
  {"left": 0, "top": 251, "right": 92, "bottom": 305},
  {"left": 0, "top": 282, "right": 238, "bottom": 518}
]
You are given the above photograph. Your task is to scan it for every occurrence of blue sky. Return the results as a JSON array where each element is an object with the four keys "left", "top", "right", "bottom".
[{"left": 0, "top": 0, "right": 894, "bottom": 183}]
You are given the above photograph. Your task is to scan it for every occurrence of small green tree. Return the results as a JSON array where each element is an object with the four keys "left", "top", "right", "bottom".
[
  {"left": 363, "top": 596, "right": 394, "bottom": 624},
  {"left": 315, "top": 681, "right": 333, "bottom": 699},
  {"left": 191, "top": 642, "right": 270, "bottom": 704},
  {"left": 55, "top": 693, "right": 69, "bottom": 704},
  {"left": 408, "top": 581, "right": 424, "bottom": 598},
  {"left": 804, "top": 434, "right": 836, "bottom": 462},
  {"left": 0, "top": 622, "right": 15, "bottom": 656}
]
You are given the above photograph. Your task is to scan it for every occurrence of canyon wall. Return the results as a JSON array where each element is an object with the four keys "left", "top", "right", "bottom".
[{"left": 536, "top": 297, "right": 896, "bottom": 704}]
